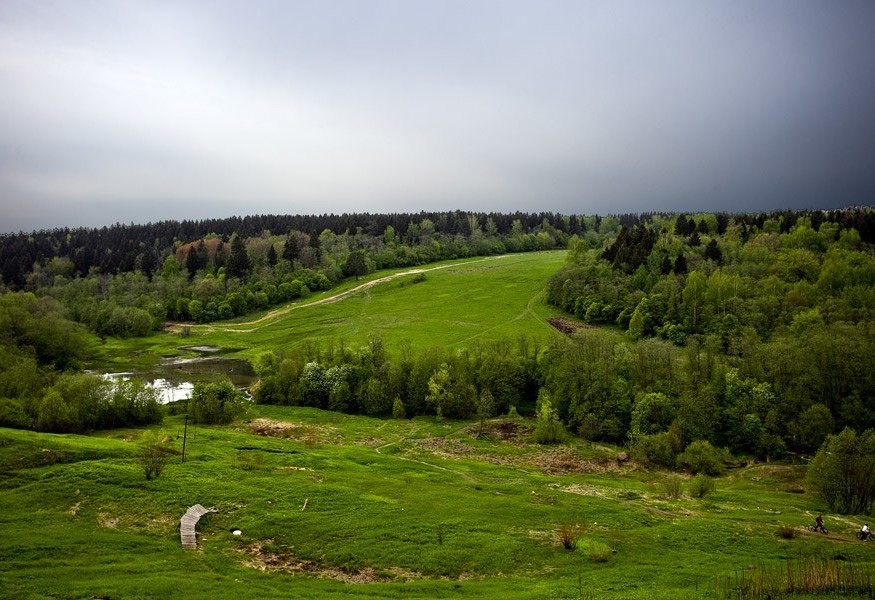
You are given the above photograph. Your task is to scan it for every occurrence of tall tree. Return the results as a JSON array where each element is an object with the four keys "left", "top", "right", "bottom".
[
  {"left": 343, "top": 251, "right": 367, "bottom": 280},
  {"left": 282, "top": 234, "right": 299, "bottom": 262},
  {"left": 226, "top": 234, "right": 250, "bottom": 279}
]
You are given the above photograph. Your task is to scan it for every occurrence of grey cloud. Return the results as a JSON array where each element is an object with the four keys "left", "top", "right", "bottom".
[{"left": 1, "top": 0, "right": 873, "bottom": 232}]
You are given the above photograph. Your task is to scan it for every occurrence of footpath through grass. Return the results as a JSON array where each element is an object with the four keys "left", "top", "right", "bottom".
[
  {"left": 2, "top": 407, "right": 873, "bottom": 599},
  {"left": 97, "top": 250, "right": 568, "bottom": 371}
]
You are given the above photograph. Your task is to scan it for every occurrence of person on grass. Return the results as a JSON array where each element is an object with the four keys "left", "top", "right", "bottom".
[{"left": 815, "top": 513, "right": 825, "bottom": 533}]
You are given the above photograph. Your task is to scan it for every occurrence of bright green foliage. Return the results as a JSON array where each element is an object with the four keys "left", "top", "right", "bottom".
[
  {"left": 533, "top": 393, "right": 567, "bottom": 444},
  {"left": 0, "top": 292, "right": 93, "bottom": 369},
  {"left": 807, "top": 427, "right": 875, "bottom": 514},
  {"left": 427, "top": 364, "right": 476, "bottom": 419},
  {"left": 676, "top": 440, "right": 726, "bottom": 476},
  {"left": 188, "top": 380, "right": 246, "bottom": 424}
]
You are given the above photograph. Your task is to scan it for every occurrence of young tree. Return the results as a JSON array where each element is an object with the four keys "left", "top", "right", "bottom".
[
  {"left": 534, "top": 392, "right": 567, "bottom": 444},
  {"left": 140, "top": 432, "right": 176, "bottom": 480},
  {"left": 477, "top": 389, "right": 496, "bottom": 437},
  {"left": 344, "top": 250, "right": 368, "bottom": 280}
]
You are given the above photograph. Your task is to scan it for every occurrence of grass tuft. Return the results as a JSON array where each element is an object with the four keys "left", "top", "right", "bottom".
[{"left": 556, "top": 523, "right": 580, "bottom": 550}]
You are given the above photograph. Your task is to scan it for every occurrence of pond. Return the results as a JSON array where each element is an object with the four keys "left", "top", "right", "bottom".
[{"left": 99, "top": 348, "right": 256, "bottom": 404}]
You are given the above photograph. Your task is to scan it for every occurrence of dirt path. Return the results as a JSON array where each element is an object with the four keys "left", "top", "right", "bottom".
[{"left": 170, "top": 255, "right": 514, "bottom": 335}]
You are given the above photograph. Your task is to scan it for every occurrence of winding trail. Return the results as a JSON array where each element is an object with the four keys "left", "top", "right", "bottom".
[{"left": 180, "top": 255, "right": 514, "bottom": 334}]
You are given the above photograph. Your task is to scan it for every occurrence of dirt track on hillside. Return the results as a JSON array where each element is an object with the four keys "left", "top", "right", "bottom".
[{"left": 167, "top": 254, "right": 513, "bottom": 334}]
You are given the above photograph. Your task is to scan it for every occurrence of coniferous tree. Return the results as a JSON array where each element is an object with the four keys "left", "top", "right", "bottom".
[
  {"left": 704, "top": 239, "right": 722, "bottom": 264},
  {"left": 227, "top": 234, "right": 250, "bottom": 279},
  {"left": 267, "top": 244, "right": 278, "bottom": 267},
  {"left": 282, "top": 234, "right": 298, "bottom": 262}
]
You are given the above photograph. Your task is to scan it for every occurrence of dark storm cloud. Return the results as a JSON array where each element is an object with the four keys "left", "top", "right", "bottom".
[{"left": 1, "top": 0, "right": 874, "bottom": 231}]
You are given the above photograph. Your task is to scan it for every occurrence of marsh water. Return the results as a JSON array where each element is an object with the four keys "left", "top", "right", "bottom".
[{"left": 100, "top": 346, "right": 255, "bottom": 403}]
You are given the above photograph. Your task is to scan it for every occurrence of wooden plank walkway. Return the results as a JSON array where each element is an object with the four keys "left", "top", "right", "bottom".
[{"left": 180, "top": 504, "right": 217, "bottom": 549}]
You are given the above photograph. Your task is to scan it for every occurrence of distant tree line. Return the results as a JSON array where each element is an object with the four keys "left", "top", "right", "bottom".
[{"left": 0, "top": 210, "right": 604, "bottom": 287}]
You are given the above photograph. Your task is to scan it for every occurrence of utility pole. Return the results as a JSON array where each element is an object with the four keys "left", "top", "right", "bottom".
[{"left": 182, "top": 414, "right": 188, "bottom": 463}]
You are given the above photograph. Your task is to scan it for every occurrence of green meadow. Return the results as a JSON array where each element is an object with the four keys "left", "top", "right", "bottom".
[
  {"left": 97, "top": 251, "right": 568, "bottom": 371},
  {"left": 3, "top": 408, "right": 872, "bottom": 600},
  {"left": 3, "top": 249, "right": 874, "bottom": 599}
]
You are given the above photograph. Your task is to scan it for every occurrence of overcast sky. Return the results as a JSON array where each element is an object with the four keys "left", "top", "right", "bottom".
[{"left": 1, "top": 1, "right": 874, "bottom": 232}]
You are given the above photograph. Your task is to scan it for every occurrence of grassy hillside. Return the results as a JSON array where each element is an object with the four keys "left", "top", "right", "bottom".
[
  {"left": 2, "top": 408, "right": 872, "bottom": 599},
  {"left": 97, "top": 251, "right": 568, "bottom": 370}
]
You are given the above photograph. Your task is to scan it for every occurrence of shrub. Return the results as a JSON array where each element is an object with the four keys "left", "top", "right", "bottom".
[
  {"left": 807, "top": 428, "right": 875, "bottom": 514},
  {"left": 662, "top": 475, "right": 684, "bottom": 499},
  {"left": 556, "top": 523, "right": 580, "bottom": 550},
  {"left": 392, "top": 397, "right": 406, "bottom": 419},
  {"left": 534, "top": 395, "right": 567, "bottom": 445},
  {"left": 778, "top": 525, "right": 797, "bottom": 539},
  {"left": 188, "top": 381, "right": 247, "bottom": 424},
  {"left": 676, "top": 440, "right": 727, "bottom": 476},
  {"left": 631, "top": 431, "right": 680, "bottom": 468},
  {"left": 140, "top": 434, "right": 175, "bottom": 480},
  {"left": 688, "top": 474, "right": 715, "bottom": 498}
]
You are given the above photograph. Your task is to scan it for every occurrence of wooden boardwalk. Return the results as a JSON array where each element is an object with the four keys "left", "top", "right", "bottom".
[{"left": 180, "top": 504, "right": 217, "bottom": 549}]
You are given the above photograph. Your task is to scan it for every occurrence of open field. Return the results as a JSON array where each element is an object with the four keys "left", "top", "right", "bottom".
[
  {"left": 2, "top": 407, "right": 873, "bottom": 599},
  {"left": 97, "top": 251, "right": 568, "bottom": 371}
]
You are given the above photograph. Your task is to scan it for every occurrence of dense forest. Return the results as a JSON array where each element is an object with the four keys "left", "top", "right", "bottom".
[
  {"left": 250, "top": 208, "right": 875, "bottom": 468},
  {"left": 2, "top": 211, "right": 590, "bottom": 336},
  {"left": 1, "top": 208, "right": 874, "bottom": 475}
]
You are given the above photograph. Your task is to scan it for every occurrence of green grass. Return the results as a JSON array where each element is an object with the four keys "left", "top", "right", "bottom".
[
  {"left": 95, "top": 251, "right": 568, "bottom": 370},
  {"left": 1, "top": 409, "right": 873, "bottom": 599}
]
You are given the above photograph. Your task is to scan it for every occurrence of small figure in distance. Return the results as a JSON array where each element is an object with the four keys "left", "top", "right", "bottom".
[
  {"left": 814, "top": 513, "right": 825, "bottom": 533},
  {"left": 859, "top": 523, "right": 870, "bottom": 541}
]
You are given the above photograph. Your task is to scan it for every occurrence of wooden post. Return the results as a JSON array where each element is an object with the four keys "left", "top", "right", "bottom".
[{"left": 182, "top": 414, "right": 188, "bottom": 463}]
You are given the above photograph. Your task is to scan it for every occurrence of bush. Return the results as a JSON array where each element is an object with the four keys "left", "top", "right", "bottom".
[
  {"left": 631, "top": 431, "right": 680, "bottom": 468},
  {"left": 778, "top": 525, "right": 797, "bottom": 539},
  {"left": 534, "top": 396, "right": 567, "bottom": 445},
  {"left": 688, "top": 474, "right": 715, "bottom": 498},
  {"left": 807, "top": 428, "right": 875, "bottom": 514},
  {"left": 676, "top": 440, "right": 727, "bottom": 476},
  {"left": 188, "top": 381, "right": 247, "bottom": 424},
  {"left": 662, "top": 475, "right": 684, "bottom": 499}
]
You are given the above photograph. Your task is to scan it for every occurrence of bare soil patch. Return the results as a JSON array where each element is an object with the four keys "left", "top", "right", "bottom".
[
  {"left": 247, "top": 418, "right": 340, "bottom": 445},
  {"left": 238, "top": 540, "right": 422, "bottom": 583},
  {"left": 547, "top": 317, "right": 594, "bottom": 335},
  {"left": 408, "top": 435, "right": 621, "bottom": 475},
  {"left": 463, "top": 420, "right": 533, "bottom": 442}
]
